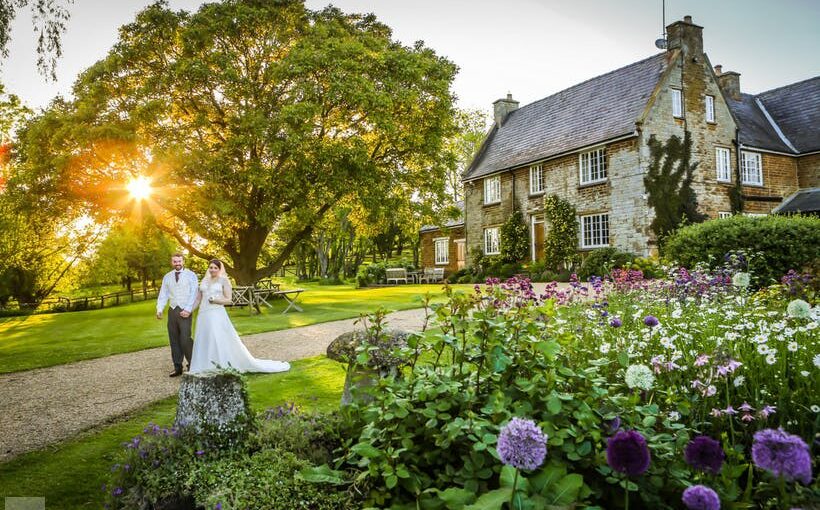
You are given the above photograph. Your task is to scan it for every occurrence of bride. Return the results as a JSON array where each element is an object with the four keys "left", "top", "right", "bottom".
[{"left": 189, "top": 259, "right": 290, "bottom": 374}]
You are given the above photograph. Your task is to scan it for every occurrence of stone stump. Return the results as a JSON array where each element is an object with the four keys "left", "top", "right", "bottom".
[
  {"left": 174, "top": 371, "right": 251, "bottom": 438},
  {"left": 327, "top": 329, "right": 411, "bottom": 406}
]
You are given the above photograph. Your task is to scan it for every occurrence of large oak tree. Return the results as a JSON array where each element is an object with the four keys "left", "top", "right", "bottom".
[{"left": 22, "top": 0, "right": 457, "bottom": 284}]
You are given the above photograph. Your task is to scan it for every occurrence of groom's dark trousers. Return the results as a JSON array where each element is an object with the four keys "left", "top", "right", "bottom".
[{"left": 167, "top": 306, "right": 193, "bottom": 370}]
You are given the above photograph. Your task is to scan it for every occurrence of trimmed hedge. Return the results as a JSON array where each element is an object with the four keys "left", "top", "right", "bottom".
[{"left": 662, "top": 214, "right": 820, "bottom": 285}]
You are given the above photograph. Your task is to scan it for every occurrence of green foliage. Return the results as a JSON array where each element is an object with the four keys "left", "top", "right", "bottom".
[
  {"left": 577, "top": 248, "right": 635, "bottom": 280},
  {"left": 543, "top": 194, "right": 579, "bottom": 270},
  {"left": 625, "top": 256, "right": 665, "bottom": 279},
  {"left": 644, "top": 131, "right": 707, "bottom": 241},
  {"left": 0, "top": 1, "right": 71, "bottom": 79},
  {"left": 662, "top": 214, "right": 820, "bottom": 286},
  {"left": 499, "top": 209, "right": 529, "bottom": 263},
  {"left": 19, "top": 0, "right": 458, "bottom": 283}
]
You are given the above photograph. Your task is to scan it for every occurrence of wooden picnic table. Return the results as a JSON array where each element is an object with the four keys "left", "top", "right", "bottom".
[{"left": 229, "top": 279, "right": 303, "bottom": 314}]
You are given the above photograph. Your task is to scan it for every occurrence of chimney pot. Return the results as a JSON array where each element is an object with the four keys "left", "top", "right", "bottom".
[
  {"left": 714, "top": 64, "right": 722, "bottom": 75},
  {"left": 717, "top": 71, "right": 742, "bottom": 101},
  {"left": 683, "top": 15, "right": 693, "bottom": 23}
]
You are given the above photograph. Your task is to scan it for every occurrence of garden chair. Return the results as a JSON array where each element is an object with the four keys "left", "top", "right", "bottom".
[{"left": 385, "top": 268, "right": 408, "bottom": 284}]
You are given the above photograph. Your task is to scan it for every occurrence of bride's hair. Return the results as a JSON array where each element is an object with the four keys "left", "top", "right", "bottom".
[{"left": 207, "top": 259, "right": 227, "bottom": 279}]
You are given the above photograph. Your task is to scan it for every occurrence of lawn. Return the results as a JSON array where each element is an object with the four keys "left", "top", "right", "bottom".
[
  {"left": 0, "top": 356, "right": 346, "bottom": 508},
  {"left": 0, "top": 282, "right": 456, "bottom": 373}
]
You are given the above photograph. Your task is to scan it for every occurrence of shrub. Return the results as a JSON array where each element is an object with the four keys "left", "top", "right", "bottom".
[
  {"left": 629, "top": 257, "right": 665, "bottom": 279},
  {"left": 543, "top": 194, "right": 579, "bottom": 270},
  {"left": 447, "top": 268, "right": 469, "bottom": 284},
  {"left": 189, "top": 450, "right": 353, "bottom": 510},
  {"left": 662, "top": 214, "right": 820, "bottom": 286},
  {"left": 577, "top": 248, "right": 635, "bottom": 280},
  {"left": 499, "top": 209, "right": 529, "bottom": 263}
]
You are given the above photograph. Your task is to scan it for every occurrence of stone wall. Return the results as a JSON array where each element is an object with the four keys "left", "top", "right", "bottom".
[
  {"left": 419, "top": 225, "right": 465, "bottom": 274},
  {"left": 797, "top": 153, "right": 820, "bottom": 188},
  {"left": 464, "top": 138, "right": 646, "bottom": 266}
]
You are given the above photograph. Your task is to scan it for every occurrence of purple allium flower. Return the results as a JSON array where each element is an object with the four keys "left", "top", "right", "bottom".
[
  {"left": 643, "top": 315, "right": 659, "bottom": 327},
  {"left": 606, "top": 430, "right": 651, "bottom": 476},
  {"left": 684, "top": 436, "right": 725, "bottom": 474},
  {"left": 751, "top": 428, "right": 812, "bottom": 484},
  {"left": 610, "top": 317, "right": 622, "bottom": 328},
  {"left": 497, "top": 417, "right": 548, "bottom": 471},
  {"left": 738, "top": 402, "right": 754, "bottom": 412},
  {"left": 682, "top": 485, "right": 721, "bottom": 510},
  {"left": 112, "top": 487, "right": 124, "bottom": 497},
  {"left": 215, "top": 504, "right": 222, "bottom": 510},
  {"left": 723, "top": 406, "right": 737, "bottom": 416},
  {"left": 195, "top": 449, "right": 205, "bottom": 457}
]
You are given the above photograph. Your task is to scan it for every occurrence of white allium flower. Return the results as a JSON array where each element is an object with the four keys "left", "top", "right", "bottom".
[
  {"left": 801, "top": 371, "right": 810, "bottom": 377},
  {"left": 765, "top": 353, "right": 777, "bottom": 365},
  {"left": 668, "top": 411, "right": 680, "bottom": 421},
  {"left": 600, "top": 343, "right": 611, "bottom": 354},
  {"left": 814, "top": 354, "right": 820, "bottom": 368},
  {"left": 732, "top": 272, "right": 751, "bottom": 288},
  {"left": 787, "top": 342, "right": 798, "bottom": 352},
  {"left": 733, "top": 375, "right": 745, "bottom": 387},
  {"left": 625, "top": 364, "right": 655, "bottom": 391},
  {"left": 811, "top": 405, "right": 820, "bottom": 413},
  {"left": 787, "top": 299, "right": 812, "bottom": 320}
]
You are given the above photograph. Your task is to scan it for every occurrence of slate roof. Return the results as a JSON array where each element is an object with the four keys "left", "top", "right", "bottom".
[
  {"left": 773, "top": 188, "right": 820, "bottom": 214},
  {"left": 726, "top": 94, "right": 794, "bottom": 153},
  {"left": 420, "top": 201, "right": 465, "bottom": 233},
  {"left": 465, "top": 53, "right": 670, "bottom": 181},
  {"left": 756, "top": 77, "right": 820, "bottom": 153}
]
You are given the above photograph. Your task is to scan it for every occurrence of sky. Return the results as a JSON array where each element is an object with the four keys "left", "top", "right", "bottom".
[{"left": 1, "top": 0, "right": 818, "bottom": 114}]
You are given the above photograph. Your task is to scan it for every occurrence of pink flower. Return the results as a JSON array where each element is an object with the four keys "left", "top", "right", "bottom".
[
  {"left": 738, "top": 402, "right": 754, "bottom": 412},
  {"left": 759, "top": 405, "right": 777, "bottom": 419},
  {"left": 710, "top": 408, "right": 722, "bottom": 418},
  {"left": 690, "top": 379, "right": 703, "bottom": 389},
  {"left": 741, "top": 413, "right": 755, "bottom": 422},
  {"left": 723, "top": 406, "right": 737, "bottom": 416},
  {"left": 727, "top": 359, "right": 742, "bottom": 371},
  {"left": 694, "top": 354, "right": 709, "bottom": 367}
]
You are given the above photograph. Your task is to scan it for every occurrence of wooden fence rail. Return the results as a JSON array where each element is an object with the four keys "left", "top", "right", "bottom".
[{"left": 5, "top": 288, "right": 161, "bottom": 315}]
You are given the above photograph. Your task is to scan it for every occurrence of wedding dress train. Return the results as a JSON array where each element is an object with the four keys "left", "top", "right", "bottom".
[{"left": 190, "top": 278, "right": 290, "bottom": 374}]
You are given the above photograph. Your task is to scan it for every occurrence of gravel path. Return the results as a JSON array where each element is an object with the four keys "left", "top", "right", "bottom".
[{"left": 0, "top": 308, "right": 429, "bottom": 462}]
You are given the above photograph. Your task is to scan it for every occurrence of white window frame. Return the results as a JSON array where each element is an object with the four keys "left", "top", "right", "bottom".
[
  {"left": 716, "top": 147, "right": 731, "bottom": 182},
  {"left": 671, "top": 88, "right": 683, "bottom": 118},
  {"left": 705, "top": 95, "right": 715, "bottom": 123},
  {"left": 578, "top": 147, "right": 607, "bottom": 185},
  {"left": 529, "top": 164, "right": 544, "bottom": 195},
  {"left": 740, "top": 151, "right": 763, "bottom": 186},
  {"left": 434, "top": 237, "right": 449, "bottom": 265},
  {"left": 744, "top": 212, "right": 767, "bottom": 218},
  {"left": 484, "top": 227, "right": 500, "bottom": 255},
  {"left": 580, "top": 213, "right": 610, "bottom": 249},
  {"left": 718, "top": 211, "right": 732, "bottom": 219},
  {"left": 484, "top": 176, "right": 501, "bottom": 204}
]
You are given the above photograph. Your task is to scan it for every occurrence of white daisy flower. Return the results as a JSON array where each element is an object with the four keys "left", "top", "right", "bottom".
[
  {"left": 787, "top": 342, "right": 798, "bottom": 352},
  {"left": 733, "top": 375, "right": 745, "bottom": 387},
  {"left": 766, "top": 353, "right": 777, "bottom": 365}
]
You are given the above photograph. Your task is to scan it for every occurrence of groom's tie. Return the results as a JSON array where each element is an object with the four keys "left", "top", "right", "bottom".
[{"left": 175, "top": 271, "right": 180, "bottom": 282}]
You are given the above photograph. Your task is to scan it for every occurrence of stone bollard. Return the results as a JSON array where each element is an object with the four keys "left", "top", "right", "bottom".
[
  {"left": 174, "top": 370, "right": 252, "bottom": 445},
  {"left": 326, "top": 329, "right": 410, "bottom": 406}
]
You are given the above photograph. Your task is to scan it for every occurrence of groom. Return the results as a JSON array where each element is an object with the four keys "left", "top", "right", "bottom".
[{"left": 156, "top": 253, "right": 199, "bottom": 377}]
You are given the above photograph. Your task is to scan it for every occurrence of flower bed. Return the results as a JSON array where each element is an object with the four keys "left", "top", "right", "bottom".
[{"left": 105, "top": 266, "right": 819, "bottom": 509}]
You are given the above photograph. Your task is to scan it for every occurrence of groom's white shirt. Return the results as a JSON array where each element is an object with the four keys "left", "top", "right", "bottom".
[{"left": 156, "top": 268, "right": 199, "bottom": 313}]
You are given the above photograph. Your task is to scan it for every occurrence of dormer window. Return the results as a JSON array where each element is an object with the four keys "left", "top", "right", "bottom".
[
  {"left": 671, "top": 88, "right": 683, "bottom": 118},
  {"left": 579, "top": 147, "right": 607, "bottom": 185}
]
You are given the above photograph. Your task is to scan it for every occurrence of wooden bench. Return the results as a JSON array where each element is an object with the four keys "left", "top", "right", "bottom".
[{"left": 419, "top": 267, "right": 445, "bottom": 283}]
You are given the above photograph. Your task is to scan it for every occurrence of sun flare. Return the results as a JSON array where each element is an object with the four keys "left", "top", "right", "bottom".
[{"left": 127, "top": 176, "right": 152, "bottom": 201}]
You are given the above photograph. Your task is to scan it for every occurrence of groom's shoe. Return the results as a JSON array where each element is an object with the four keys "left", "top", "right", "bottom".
[{"left": 169, "top": 368, "right": 183, "bottom": 377}]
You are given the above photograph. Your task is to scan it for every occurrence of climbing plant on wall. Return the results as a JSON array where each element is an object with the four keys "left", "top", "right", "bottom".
[
  {"left": 543, "top": 194, "right": 579, "bottom": 270},
  {"left": 499, "top": 209, "right": 529, "bottom": 263},
  {"left": 644, "top": 131, "right": 707, "bottom": 242}
]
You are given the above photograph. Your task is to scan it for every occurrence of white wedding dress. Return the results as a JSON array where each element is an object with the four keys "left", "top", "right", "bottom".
[{"left": 190, "top": 277, "right": 290, "bottom": 374}]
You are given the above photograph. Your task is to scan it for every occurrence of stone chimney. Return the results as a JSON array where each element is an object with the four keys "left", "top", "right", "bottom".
[
  {"left": 717, "top": 71, "right": 742, "bottom": 100},
  {"left": 713, "top": 65, "right": 722, "bottom": 76},
  {"left": 493, "top": 93, "right": 519, "bottom": 128},
  {"left": 666, "top": 15, "right": 703, "bottom": 57}
]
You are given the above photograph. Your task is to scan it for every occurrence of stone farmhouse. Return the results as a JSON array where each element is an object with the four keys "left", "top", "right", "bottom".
[{"left": 420, "top": 16, "right": 819, "bottom": 275}]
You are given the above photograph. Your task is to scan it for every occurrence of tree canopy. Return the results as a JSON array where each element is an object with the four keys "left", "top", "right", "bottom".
[
  {"left": 0, "top": 0, "right": 72, "bottom": 79},
  {"left": 17, "top": 0, "right": 458, "bottom": 284}
]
